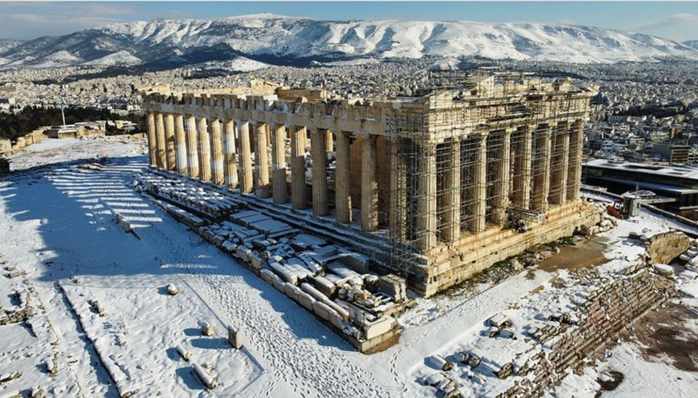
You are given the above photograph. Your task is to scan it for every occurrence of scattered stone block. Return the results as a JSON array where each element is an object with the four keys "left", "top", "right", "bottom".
[
  {"left": 30, "top": 386, "right": 47, "bottom": 398},
  {"left": 0, "top": 371, "right": 21, "bottom": 384},
  {"left": 487, "top": 313, "right": 512, "bottom": 328},
  {"left": 227, "top": 325, "right": 246, "bottom": 349},
  {"left": 373, "top": 274, "right": 407, "bottom": 302},
  {"left": 653, "top": 263, "right": 675, "bottom": 277},
  {"left": 647, "top": 231, "right": 691, "bottom": 264},
  {"left": 427, "top": 355, "right": 453, "bottom": 371},
  {"left": 330, "top": 252, "right": 370, "bottom": 274},
  {"left": 176, "top": 344, "right": 191, "bottom": 361},
  {"left": 192, "top": 363, "right": 217, "bottom": 389},
  {"left": 166, "top": 284, "right": 179, "bottom": 296},
  {"left": 88, "top": 300, "right": 106, "bottom": 316},
  {"left": 310, "top": 275, "right": 337, "bottom": 297},
  {"left": 200, "top": 321, "right": 214, "bottom": 337},
  {"left": 495, "top": 362, "right": 514, "bottom": 379},
  {"left": 466, "top": 353, "right": 481, "bottom": 369}
]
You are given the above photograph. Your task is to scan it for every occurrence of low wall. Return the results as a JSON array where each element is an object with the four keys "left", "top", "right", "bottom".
[{"left": 1, "top": 129, "right": 46, "bottom": 156}]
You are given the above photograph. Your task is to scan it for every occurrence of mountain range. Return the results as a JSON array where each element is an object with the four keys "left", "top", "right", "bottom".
[
  {"left": 1, "top": 14, "right": 697, "bottom": 70},
  {"left": 684, "top": 40, "right": 698, "bottom": 50}
]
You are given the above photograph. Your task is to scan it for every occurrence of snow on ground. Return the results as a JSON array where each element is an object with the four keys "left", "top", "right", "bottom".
[
  {"left": 0, "top": 138, "right": 395, "bottom": 397},
  {"left": 551, "top": 342, "right": 698, "bottom": 398},
  {"left": 60, "top": 280, "right": 261, "bottom": 396},
  {"left": 1, "top": 136, "right": 697, "bottom": 397},
  {"left": 7, "top": 136, "right": 146, "bottom": 171},
  {"left": 83, "top": 51, "right": 142, "bottom": 66},
  {"left": 402, "top": 209, "right": 698, "bottom": 397},
  {"left": 0, "top": 252, "right": 85, "bottom": 397}
]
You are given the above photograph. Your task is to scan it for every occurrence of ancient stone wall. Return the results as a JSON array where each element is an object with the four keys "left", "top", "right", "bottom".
[{"left": 497, "top": 267, "right": 674, "bottom": 397}]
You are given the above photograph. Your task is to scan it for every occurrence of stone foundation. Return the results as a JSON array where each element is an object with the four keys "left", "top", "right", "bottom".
[{"left": 410, "top": 200, "right": 602, "bottom": 297}]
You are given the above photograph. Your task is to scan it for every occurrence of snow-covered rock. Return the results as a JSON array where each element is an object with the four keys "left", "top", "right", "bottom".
[{"left": 653, "top": 263, "right": 675, "bottom": 277}]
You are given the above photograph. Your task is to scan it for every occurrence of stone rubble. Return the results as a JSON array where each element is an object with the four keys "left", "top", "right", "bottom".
[
  {"left": 415, "top": 223, "right": 683, "bottom": 398},
  {"left": 137, "top": 170, "right": 408, "bottom": 353}
]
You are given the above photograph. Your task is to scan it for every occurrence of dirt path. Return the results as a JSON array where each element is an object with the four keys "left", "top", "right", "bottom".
[
  {"left": 632, "top": 302, "right": 698, "bottom": 372},
  {"left": 539, "top": 238, "right": 609, "bottom": 272}
]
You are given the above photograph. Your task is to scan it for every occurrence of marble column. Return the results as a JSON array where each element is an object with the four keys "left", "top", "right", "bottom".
[
  {"left": 416, "top": 142, "right": 437, "bottom": 252},
  {"left": 443, "top": 137, "right": 461, "bottom": 243},
  {"left": 361, "top": 135, "right": 378, "bottom": 231},
  {"left": 174, "top": 114, "right": 188, "bottom": 175},
  {"left": 335, "top": 131, "right": 352, "bottom": 224},
  {"left": 513, "top": 125, "right": 533, "bottom": 209},
  {"left": 223, "top": 119, "right": 238, "bottom": 189},
  {"left": 567, "top": 119, "right": 584, "bottom": 201},
  {"left": 186, "top": 115, "right": 200, "bottom": 179},
  {"left": 549, "top": 123, "right": 570, "bottom": 205},
  {"left": 531, "top": 126, "right": 552, "bottom": 212},
  {"left": 146, "top": 112, "right": 157, "bottom": 167},
  {"left": 237, "top": 120, "right": 254, "bottom": 193},
  {"left": 389, "top": 138, "right": 406, "bottom": 241},
  {"left": 197, "top": 117, "right": 211, "bottom": 182},
  {"left": 272, "top": 124, "right": 288, "bottom": 204},
  {"left": 558, "top": 131, "right": 570, "bottom": 204},
  {"left": 324, "top": 130, "right": 334, "bottom": 153},
  {"left": 155, "top": 112, "right": 167, "bottom": 169},
  {"left": 311, "top": 127, "right": 329, "bottom": 216},
  {"left": 493, "top": 130, "right": 512, "bottom": 225},
  {"left": 255, "top": 122, "right": 271, "bottom": 198},
  {"left": 165, "top": 113, "right": 176, "bottom": 171},
  {"left": 210, "top": 119, "right": 225, "bottom": 185},
  {"left": 291, "top": 126, "right": 307, "bottom": 209},
  {"left": 471, "top": 133, "right": 488, "bottom": 234}
]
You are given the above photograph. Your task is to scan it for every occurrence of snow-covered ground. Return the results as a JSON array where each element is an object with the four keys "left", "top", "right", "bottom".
[
  {"left": 7, "top": 135, "right": 146, "bottom": 171},
  {"left": 1, "top": 137, "right": 697, "bottom": 397}
]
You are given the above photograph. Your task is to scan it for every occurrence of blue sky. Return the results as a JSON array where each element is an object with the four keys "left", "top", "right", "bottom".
[{"left": 1, "top": 1, "right": 698, "bottom": 41}]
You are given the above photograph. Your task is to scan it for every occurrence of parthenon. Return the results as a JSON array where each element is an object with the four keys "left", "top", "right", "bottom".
[{"left": 143, "top": 72, "right": 602, "bottom": 296}]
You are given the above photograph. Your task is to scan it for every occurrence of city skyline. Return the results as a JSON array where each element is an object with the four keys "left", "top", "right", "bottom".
[{"left": 1, "top": 1, "right": 697, "bottom": 42}]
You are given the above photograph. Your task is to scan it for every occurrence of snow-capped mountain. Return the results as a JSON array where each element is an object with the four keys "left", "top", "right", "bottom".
[
  {"left": 1, "top": 14, "right": 697, "bottom": 69},
  {"left": 684, "top": 40, "right": 698, "bottom": 50},
  {"left": 0, "top": 39, "right": 23, "bottom": 53},
  {"left": 83, "top": 50, "right": 142, "bottom": 66}
]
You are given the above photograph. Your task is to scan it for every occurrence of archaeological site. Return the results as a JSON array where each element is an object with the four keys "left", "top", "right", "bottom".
[{"left": 143, "top": 73, "right": 600, "bottom": 293}]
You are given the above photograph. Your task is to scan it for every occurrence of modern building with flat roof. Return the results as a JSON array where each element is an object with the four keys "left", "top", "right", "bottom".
[{"left": 584, "top": 158, "right": 698, "bottom": 218}]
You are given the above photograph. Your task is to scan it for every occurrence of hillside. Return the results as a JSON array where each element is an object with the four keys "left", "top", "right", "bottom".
[{"left": 1, "top": 14, "right": 697, "bottom": 69}]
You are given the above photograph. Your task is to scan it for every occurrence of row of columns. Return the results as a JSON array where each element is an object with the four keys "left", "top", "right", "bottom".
[
  {"left": 146, "top": 112, "right": 383, "bottom": 233},
  {"left": 400, "top": 121, "right": 584, "bottom": 252},
  {"left": 146, "top": 112, "right": 584, "bottom": 250}
]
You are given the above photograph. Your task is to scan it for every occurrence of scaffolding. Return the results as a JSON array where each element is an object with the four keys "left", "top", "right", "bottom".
[
  {"left": 385, "top": 74, "right": 595, "bottom": 293},
  {"left": 141, "top": 73, "right": 596, "bottom": 296}
]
